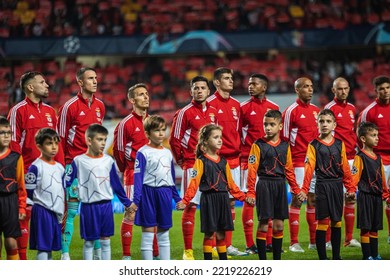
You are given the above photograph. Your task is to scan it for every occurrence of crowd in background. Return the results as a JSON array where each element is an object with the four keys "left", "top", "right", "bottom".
[{"left": 0, "top": 0, "right": 389, "bottom": 37}]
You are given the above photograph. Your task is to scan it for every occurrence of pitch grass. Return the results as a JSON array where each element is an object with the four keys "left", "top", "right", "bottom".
[{"left": 19, "top": 206, "right": 390, "bottom": 260}]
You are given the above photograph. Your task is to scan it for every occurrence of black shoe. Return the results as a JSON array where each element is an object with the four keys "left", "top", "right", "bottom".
[
  {"left": 245, "top": 245, "right": 258, "bottom": 255},
  {"left": 266, "top": 244, "right": 273, "bottom": 252}
]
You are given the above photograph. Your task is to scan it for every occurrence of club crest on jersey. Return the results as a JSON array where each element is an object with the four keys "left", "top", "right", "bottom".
[
  {"left": 191, "top": 169, "right": 198, "bottom": 178},
  {"left": 232, "top": 107, "right": 238, "bottom": 120},
  {"left": 348, "top": 110, "right": 355, "bottom": 122},
  {"left": 45, "top": 113, "right": 53, "bottom": 124},
  {"left": 209, "top": 113, "right": 215, "bottom": 123},
  {"left": 248, "top": 155, "right": 256, "bottom": 164},
  {"left": 96, "top": 108, "right": 101, "bottom": 118},
  {"left": 313, "top": 111, "right": 318, "bottom": 120}
]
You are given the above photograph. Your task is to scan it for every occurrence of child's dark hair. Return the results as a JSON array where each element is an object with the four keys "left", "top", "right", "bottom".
[
  {"left": 86, "top": 123, "right": 108, "bottom": 139},
  {"left": 318, "top": 108, "right": 335, "bottom": 121},
  {"left": 358, "top": 122, "right": 378, "bottom": 139},
  {"left": 264, "top": 109, "right": 282, "bottom": 122},
  {"left": 35, "top": 128, "right": 60, "bottom": 145},
  {"left": 195, "top": 124, "right": 222, "bottom": 158},
  {"left": 0, "top": 116, "right": 10, "bottom": 127},
  {"left": 143, "top": 115, "right": 166, "bottom": 134}
]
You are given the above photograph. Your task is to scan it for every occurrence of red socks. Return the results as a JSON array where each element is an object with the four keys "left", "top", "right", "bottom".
[
  {"left": 344, "top": 203, "right": 355, "bottom": 242},
  {"left": 17, "top": 206, "right": 31, "bottom": 260},
  {"left": 182, "top": 205, "right": 196, "bottom": 250},
  {"left": 242, "top": 202, "right": 255, "bottom": 248},
  {"left": 225, "top": 208, "right": 235, "bottom": 248},
  {"left": 306, "top": 206, "right": 317, "bottom": 244},
  {"left": 386, "top": 207, "right": 390, "bottom": 236},
  {"left": 288, "top": 206, "right": 300, "bottom": 245},
  {"left": 266, "top": 219, "right": 273, "bottom": 246},
  {"left": 121, "top": 219, "right": 133, "bottom": 257}
]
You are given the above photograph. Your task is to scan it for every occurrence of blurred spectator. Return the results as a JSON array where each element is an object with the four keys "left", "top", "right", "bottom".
[{"left": 2, "top": 0, "right": 390, "bottom": 38}]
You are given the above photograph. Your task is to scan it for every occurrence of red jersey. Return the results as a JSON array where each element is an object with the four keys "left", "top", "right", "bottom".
[
  {"left": 207, "top": 91, "right": 241, "bottom": 167},
  {"left": 57, "top": 92, "right": 105, "bottom": 164},
  {"left": 169, "top": 100, "right": 218, "bottom": 169},
  {"left": 8, "top": 97, "right": 64, "bottom": 172},
  {"left": 240, "top": 96, "right": 279, "bottom": 164},
  {"left": 113, "top": 111, "right": 148, "bottom": 185},
  {"left": 282, "top": 99, "right": 320, "bottom": 167},
  {"left": 324, "top": 98, "right": 357, "bottom": 160},
  {"left": 357, "top": 99, "right": 390, "bottom": 165}
]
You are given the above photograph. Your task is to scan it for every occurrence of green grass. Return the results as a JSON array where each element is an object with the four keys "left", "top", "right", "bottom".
[{"left": 6, "top": 206, "right": 390, "bottom": 260}]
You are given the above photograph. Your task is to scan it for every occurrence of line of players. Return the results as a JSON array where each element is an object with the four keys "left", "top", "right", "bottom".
[{"left": 4, "top": 67, "right": 390, "bottom": 260}]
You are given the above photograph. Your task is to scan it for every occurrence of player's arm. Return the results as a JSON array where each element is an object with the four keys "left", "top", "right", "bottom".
[
  {"left": 169, "top": 110, "right": 186, "bottom": 167},
  {"left": 113, "top": 122, "right": 126, "bottom": 173},
  {"left": 350, "top": 155, "right": 363, "bottom": 187},
  {"left": 16, "top": 156, "right": 26, "bottom": 216},
  {"left": 302, "top": 143, "right": 316, "bottom": 194},
  {"left": 7, "top": 107, "right": 23, "bottom": 154},
  {"left": 182, "top": 158, "right": 203, "bottom": 205},
  {"left": 286, "top": 145, "right": 301, "bottom": 195},
  {"left": 25, "top": 164, "right": 38, "bottom": 201},
  {"left": 348, "top": 154, "right": 361, "bottom": 201},
  {"left": 246, "top": 143, "right": 260, "bottom": 198},
  {"left": 281, "top": 109, "right": 292, "bottom": 142},
  {"left": 169, "top": 158, "right": 181, "bottom": 203},
  {"left": 341, "top": 142, "right": 356, "bottom": 193},
  {"left": 52, "top": 114, "right": 65, "bottom": 167},
  {"left": 133, "top": 151, "right": 146, "bottom": 206},
  {"left": 110, "top": 162, "right": 131, "bottom": 207},
  {"left": 380, "top": 160, "right": 390, "bottom": 203},
  {"left": 65, "top": 160, "right": 78, "bottom": 188},
  {"left": 226, "top": 162, "right": 246, "bottom": 202},
  {"left": 57, "top": 105, "right": 72, "bottom": 153}
]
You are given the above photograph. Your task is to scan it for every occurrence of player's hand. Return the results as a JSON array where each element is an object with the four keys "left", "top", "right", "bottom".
[
  {"left": 126, "top": 202, "right": 138, "bottom": 214},
  {"left": 245, "top": 196, "right": 255, "bottom": 206},
  {"left": 19, "top": 212, "right": 26, "bottom": 221},
  {"left": 296, "top": 191, "right": 307, "bottom": 202},
  {"left": 176, "top": 200, "right": 186, "bottom": 210},
  {"left": 346, "top": 192, "right": 356, "bottom": 201}
]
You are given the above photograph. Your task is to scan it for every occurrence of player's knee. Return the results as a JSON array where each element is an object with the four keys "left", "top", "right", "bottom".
[{"left": 317, "top": 220, "right": 329, "bottom": 231}]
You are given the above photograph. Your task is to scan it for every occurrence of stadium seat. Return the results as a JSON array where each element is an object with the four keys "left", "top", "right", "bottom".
[{"left": 367, "top": 13, "right": 380, "bottom": 24}]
